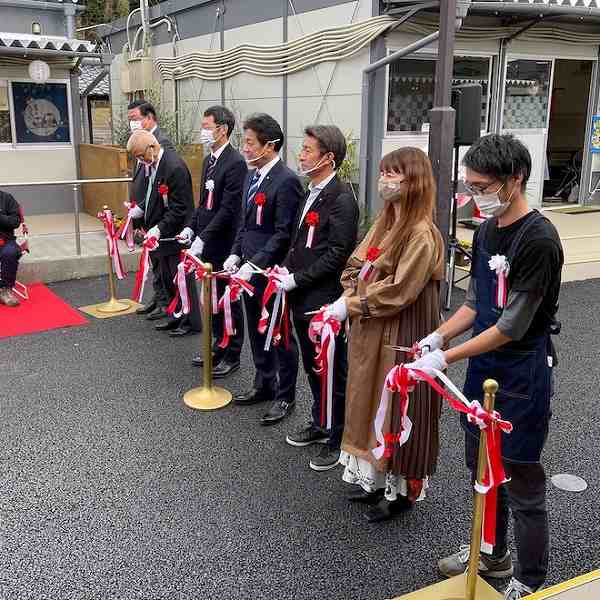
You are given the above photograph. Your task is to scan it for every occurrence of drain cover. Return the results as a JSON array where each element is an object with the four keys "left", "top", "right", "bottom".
[{"left": 551, "top": 473, "right": 588, "bottom": 492}]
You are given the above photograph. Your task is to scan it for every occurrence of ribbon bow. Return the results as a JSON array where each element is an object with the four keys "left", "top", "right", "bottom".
[
  {"left": 305, "top": 211, "right": 319, "bottom": 248},
  {"left": 488, "top": 254, "right": 510, "bottom": 308},
  {"left": 98, "top": 208, "right": 126, "bottom": 280},
  {"left": 255, "top": 192, "right": 266, "bottom": 226},
  {"left": 132, "top": 235, "right": 159, "bottom": 302},
  {"left": 258, "top": 266, "right": 290, "bottom": 351},
  {"left": 165, "top": 251, "right": 209, "bottom": 317},
  {"left": 359, "top": 246, "right": 381, "bottom": 281},
  {"left": 159, "top": 183, "right": 169, "bottom": 208},
  {"left": 205, "top": 179, "right": 215, "bottom": 210},
  {"left": 117, "top": 200, "right": 137, "bottom": 251},
  {"left": 308, "top": 309, "right": 342, "bottom": 429},
  {"left": 217, "top": 276, "right": 255, "bottom": 348}
]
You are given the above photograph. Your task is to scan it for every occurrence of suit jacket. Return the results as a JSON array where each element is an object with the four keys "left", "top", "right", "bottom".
[
  {"left": 231, "top": 159, "right": 303, "bottom": 268},
  {"left": 284, "top": 176, "right": 359, "bottom": 317},
  {"left": 130, "top": 126, "right": 175, "bottom": 205},
  {"left": 187, "top": 143, "right": 248, "bottom": 265},
  {"left": 0, "top": 190, "right": 22, "bottom": 241},
  {"left": 140, "top": 148, "right": 194, "bottom": 257}
]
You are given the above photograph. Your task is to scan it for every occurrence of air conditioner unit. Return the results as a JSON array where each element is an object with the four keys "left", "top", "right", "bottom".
[{"left": 120, "top": 57, "right": 154, "bottom": 93}]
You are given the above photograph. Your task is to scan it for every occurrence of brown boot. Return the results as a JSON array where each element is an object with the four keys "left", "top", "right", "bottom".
[{"left": 0, "top": 287, "right": 20, "bottom": 307}]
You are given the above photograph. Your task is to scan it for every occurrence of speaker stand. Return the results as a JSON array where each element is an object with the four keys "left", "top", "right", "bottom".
[{"left": 445, "top": 144, "right": 473, "bottom": 311}]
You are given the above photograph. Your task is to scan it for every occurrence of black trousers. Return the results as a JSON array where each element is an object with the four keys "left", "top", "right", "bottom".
[
  {"left": 279, "top": 315, "right": 347, "bottom": 448},
  {"left": 0, "top": 240, "right": 21, "bottom": 288},
  {"left": 465, "top": 432, "right": 549, "bottom": 589},
  {"left": 211, "top": 265, "right": 244, "bottom": 362},
  {"left": 159, "top": 253, "right": 201, "bottom": 331},
  {"left": 150, "top": 253, "right": 169, "bottom": 307},
  {"left": 243, "top": 274, "right": 296, "bottom": 396}
]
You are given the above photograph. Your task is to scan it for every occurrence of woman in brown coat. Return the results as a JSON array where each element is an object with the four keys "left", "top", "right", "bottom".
[{"left": 327, "top": 147, "right": 445, "bottom": 523}]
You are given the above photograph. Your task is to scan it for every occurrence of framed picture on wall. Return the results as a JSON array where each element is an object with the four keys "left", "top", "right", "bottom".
[{"left": 11, "top": 81, "right": 71, "bottom": 144}]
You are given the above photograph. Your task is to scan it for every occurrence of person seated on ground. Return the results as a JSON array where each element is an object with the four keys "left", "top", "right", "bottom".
[{"left": 0, "top": 189, "right": 23, "bottom": 307}]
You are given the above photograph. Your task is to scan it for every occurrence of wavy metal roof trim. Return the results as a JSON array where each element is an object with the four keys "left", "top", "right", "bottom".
[{"left": 0, "top": 33, "right": 95, "bottom": 53}]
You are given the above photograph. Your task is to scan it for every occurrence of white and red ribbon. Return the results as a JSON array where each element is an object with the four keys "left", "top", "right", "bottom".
[
  {"left": 489, "top": 254, "right": 510, "bottom": 308},
  {"left": 217, "top": 276, "right": 255, "bottom": 348},
  {"left": 358, "top": 247, "right": 381, "bottom": 282},
  {"left": 132, "top": 236, "right": 159, "bottom": 302},
  {"left": 205, "top": 179, "right": 215, "bottom": 210},
  {"left": 308, "top": 310, "right": 342, "bottom": 429},
  {"left": 306, "top": 225, "right": 316, "bottom": 248},
  {"left": 258, "top": 266, "right": 290, "bottom": 351},
  {"left": 117, "top": 201, "right": 137, "bottom": 252},
  {"left": 12, "top": 280, "right": 29, "bottom": 300},
  {"left": 166, "top": 252, "right": 210, "bottom": 316},
  {"left": 98, "top": 208, "right": 126, "bottom": 280}
]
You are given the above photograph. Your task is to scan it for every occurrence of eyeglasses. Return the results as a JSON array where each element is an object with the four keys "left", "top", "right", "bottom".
[{"left": 462, "top": 179, "right": 504, "bottom": 196}]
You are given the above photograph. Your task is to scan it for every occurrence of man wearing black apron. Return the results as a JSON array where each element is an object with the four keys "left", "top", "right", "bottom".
[{"left": 406, "top": 134, "right": 563, "bottom": 600}]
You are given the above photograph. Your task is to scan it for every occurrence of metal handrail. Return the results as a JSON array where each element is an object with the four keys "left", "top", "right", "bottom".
[{"left": 1, "top": 177, "right": 133, "bottom": 256}]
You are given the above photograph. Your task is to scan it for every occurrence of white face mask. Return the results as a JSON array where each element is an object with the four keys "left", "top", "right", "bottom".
[
  {"left": 246, "top": 139, "right": 280, "bottom": 165},
  {"left": 200, "top": 128, "right": 216, "bottom": 147},
  {"left": 129, "top": 120, "right": 142, "bottom": 132},
  {"left": 473, "top": 182, "right": 515, "bottom": 218},
  {"left": 299, "top": 154, "right": 333, "bottom": 177}
]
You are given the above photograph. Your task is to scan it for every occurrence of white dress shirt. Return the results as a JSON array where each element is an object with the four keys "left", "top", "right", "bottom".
[
  {"left": 254, "top": 155, "right": 281, "bottom": 189},
  {"left": 211, "top": 140, "right": 230, "bottom": 162},
  {"left": 299, "top": 171, "right": 337, "bottom": 227}
]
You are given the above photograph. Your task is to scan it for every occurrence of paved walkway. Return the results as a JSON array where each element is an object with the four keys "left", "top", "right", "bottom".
[{"left": 1, "top": 276, "right": 599, "bottom": 600}]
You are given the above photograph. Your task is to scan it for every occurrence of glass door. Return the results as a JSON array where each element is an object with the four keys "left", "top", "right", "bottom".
[{"left": 502, "top": 58, "right": 554, "bottom": 207}]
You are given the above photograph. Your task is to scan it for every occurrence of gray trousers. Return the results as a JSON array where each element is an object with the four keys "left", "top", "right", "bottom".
[{"left": 465, "top": 432, "right": 549, "bottom": 590}]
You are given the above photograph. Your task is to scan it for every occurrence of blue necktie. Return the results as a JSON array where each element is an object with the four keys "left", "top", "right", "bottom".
[{"left": 246, "top": 170, "right": 261, "bottom": 207}]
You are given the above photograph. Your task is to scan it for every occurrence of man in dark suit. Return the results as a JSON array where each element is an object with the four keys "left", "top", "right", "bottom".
[
  {"left": 127, "top": 101, "right": 176, "bottom": 320},
  {"left": 0, "top": 189, "right": 23, "bottom": 307},
  {"left": 126, "top": 130, "right": 198, "bottom": 333},
  {"left": 224, "top": 113, "right": 303, "bottom": 416},
  {"left": 276, "top": 125, "right": 359, "bottom": 471},
  {"left": 178, "top": 105, "right": 248, "bottom": 373}
]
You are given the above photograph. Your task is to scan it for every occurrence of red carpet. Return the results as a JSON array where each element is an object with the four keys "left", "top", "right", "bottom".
[{"left": 0, "top": 283, "right": 87, "bottom": 339}]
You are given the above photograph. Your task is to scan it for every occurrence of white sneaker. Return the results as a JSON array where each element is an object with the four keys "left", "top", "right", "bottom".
[{"left": 504, "top": 578, "right": 537, "bottom": 600}]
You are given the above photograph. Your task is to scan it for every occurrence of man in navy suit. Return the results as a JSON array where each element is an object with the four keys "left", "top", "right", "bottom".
[
  {"left": 178, "top": 106, "right": 248, "bottom": 373},
  {"left": 276, "top": 125, "right": 359, "bottom": 470},
  {"left": 224, "top": 113, "right": 304, "bottom": 418}
]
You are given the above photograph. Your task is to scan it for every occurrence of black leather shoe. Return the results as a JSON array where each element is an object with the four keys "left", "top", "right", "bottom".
[
  {"left": 169, "top": 325, "right": 195, "bottom": 337},
  {"left": 212, "top": 359, "right": 240, "bottom": 379},
  {"left": 146, "top": 307, "right": 168, "bottom": 321},
  {"left": 365, "top": 496, "right": 413, "bottom": 523},
  {"left": 348, "top": 488, "right": 385, "bottom": 505},
  {"left": 155, "top": 318, "right": 181, "bottom": 331},
  {"left": 260, "top": 400, "right": 295, "bottom": 425},
  {"left": 136, "top": 301, "right": 157, "bottom": 315},
  {"left": 234, "top": 388, "right": 273, "bottom": 406},
  {"left": 192, "top": 353, "right": 223, "bottom": 368}
]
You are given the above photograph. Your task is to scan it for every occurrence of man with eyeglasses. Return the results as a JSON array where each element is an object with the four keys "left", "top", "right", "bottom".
[{"left": 406, "top": 134, "right": 563, "bottom": 600}]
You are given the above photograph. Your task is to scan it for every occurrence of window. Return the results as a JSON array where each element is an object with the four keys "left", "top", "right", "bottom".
[
  {"left": 386, "top": 56, "right": 491, "bottom": 134},
  {"left": 0, "top": 81, "right": 11, "bottom": 143},
  {"left": 11, "top": 82, "right": 71, "bottom": 144}
]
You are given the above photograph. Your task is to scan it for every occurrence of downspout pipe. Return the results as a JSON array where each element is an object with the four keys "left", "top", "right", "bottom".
[
  {"left": 470, "top": 1, "right": 600, "bottom": 19},
  {"left": 358, "top": 30, "right": 441, "bottom": 214}
]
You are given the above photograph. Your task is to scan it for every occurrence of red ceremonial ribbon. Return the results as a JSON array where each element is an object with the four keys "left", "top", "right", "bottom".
[
  {"left": 98, "top": 208, "right": 126, "bottom": 280},
  {"left": 216, "top": 276, "right": 255, "bottom": 348},
  {"left": 359, "top": 246, "right": 381, "bottom": 281},
  {"left": 117, "top": 200, "right": 137, "bottom": 251},
  {"left": 132, "top": 235, "right": 159, "bottom": 302},
  {"left": 258, "top": 266, "right": 290, "bottom": 351},
  {"left": 159, "top": 183, "right": 169, "bottom": 208},
  {"left": 308, "top": 309, "right": 342, "bottom": 428},
  {"left": 372, "top": 364, "right": 512, "bottom": 550},
  {"left": 165, "top": 251, "right": 205, "bottom": 317},
  {"left": 255, "top": 192, "right": 266, "bottom": 226},
  {"left": 305, "top": 211, "right": 319, "bottom": 248}
]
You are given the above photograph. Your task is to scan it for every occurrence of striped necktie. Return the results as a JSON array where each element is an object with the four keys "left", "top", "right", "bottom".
[
  {"left": 206, "top": 154, "right": 217, "bottom": 181},
  {"left": 246, "top": 170, "right": 261, "bottom": 206}
]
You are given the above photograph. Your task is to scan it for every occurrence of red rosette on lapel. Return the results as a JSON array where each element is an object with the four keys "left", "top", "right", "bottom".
[
  {"left": 359, "top": 246, "right": 381, "bottom": 281},
  {"left": 254, "top": 192, "right": 266, "bottom": 226},
  {"left": 158, "top": 183, "right": 169, "bottom": 208},
  {"left": 305, "top": 211, "right": 320, "bottom": 248}
]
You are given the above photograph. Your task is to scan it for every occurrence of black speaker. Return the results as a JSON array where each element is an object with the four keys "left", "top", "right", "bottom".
[{"left": 451, "top": 83, "right": 482, "bottom": 146}]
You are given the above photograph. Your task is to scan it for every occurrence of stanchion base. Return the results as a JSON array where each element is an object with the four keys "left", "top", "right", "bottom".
[
  {"left": 184, "top": 386, "right": 232, "bottom": 411},
  {"left": 80, "top": 299, "right": 141, "bottom": 319},
  {"left": 389, "top": 573, "right": 502, "bottom": 600}
]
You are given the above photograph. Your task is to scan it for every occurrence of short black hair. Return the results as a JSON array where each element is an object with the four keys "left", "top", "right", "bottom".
[
  {"left": 138, "top": 102, "right": 157, "bottom": 122},
  {"left": 463, "top": 133, "right": 531, "bottom": 189},
  {"left": 127, "top": 99, "right": 144, "bottom": 111},
  {"left": 243, "top": 113, "right": 284, "bottom": 152},
  {"left": 304, "top": 125, "right": 347, "bottom": 168},
  {"left": 204, "top": 105, "right": 235, "bottom": 137}
]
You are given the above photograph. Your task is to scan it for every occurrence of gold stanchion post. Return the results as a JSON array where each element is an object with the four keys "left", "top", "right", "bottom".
[
  {"left": 96, "top": 205, "right": 131, "bottom": 314},
  {"left": 183, "top": 262, "right": 232, "bottom": 410},
  {"left": 390, "top": 379, "right": 502, "bottom": 600}
]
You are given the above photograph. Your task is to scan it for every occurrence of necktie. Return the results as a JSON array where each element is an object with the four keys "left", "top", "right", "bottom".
[
  {"left": 246, "top": 170, "right": 261, "bottom": 207},
  {"left": 206, "top": 155, "right": 217, "bottom": 181}
]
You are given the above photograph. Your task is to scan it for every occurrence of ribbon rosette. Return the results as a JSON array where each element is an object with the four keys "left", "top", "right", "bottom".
[
  {"left": 217, "top": 276, "right": 255, "bottom": 348},
  {"left": 257, "top": 265, "right": 290, "bottom": 351},
  {"left": 488, "top": 254, "right": 510, "bottom": 308},
  {"left": 98, "top": 208, "right": 126, "bottom": 280},
  {"left": 305, "top": 211, "right": 320, "bottom": 248},
  {"left": 205, "top": 179, "right": 215, "bottom": 210},
  {"left": 308, "top": 309, "right": 342, "bottom": 429},
  {"left": 159, "top": 183, "right": 169, "bottom": 208},
  {"left": 132, "top": 235, "right": 159, "bottom": 302},
  {"left": 359, "top": 246, "right": 381, "bottom": 281},
  {"left": 255, "top": 192, "right": 266, "bottom": 226}
]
